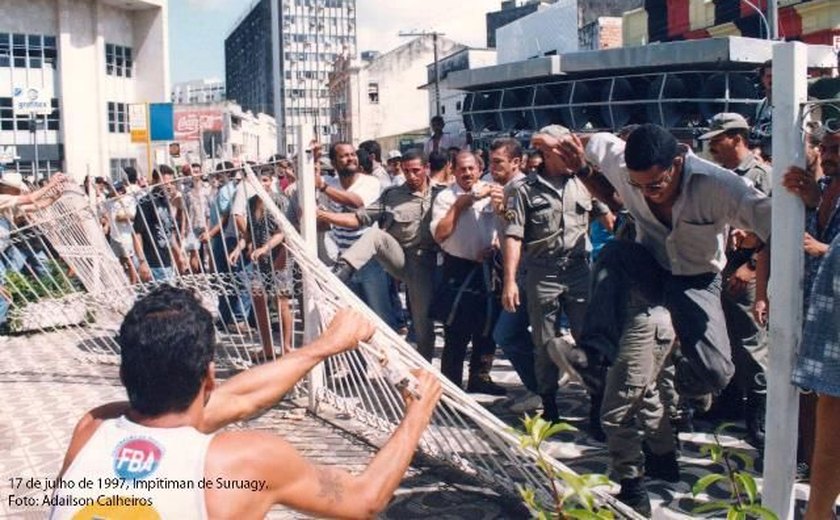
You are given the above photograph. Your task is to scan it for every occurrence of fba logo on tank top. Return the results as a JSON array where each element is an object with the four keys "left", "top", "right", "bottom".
[{"left": 113, "top": 437, "right": 164, "bottom": 480}]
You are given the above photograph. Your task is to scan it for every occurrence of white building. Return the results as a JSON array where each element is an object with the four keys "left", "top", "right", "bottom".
[
  {"left": 173, "top": 101, "right": 277, "bottom": 167},
  {"left": 422, "top": 48, "right": 497, "bottom": 144},
  {"left": 328, "top": 35, "right": 462, "bottom": 152},
  {"left": 171, "top": 78, "right": 225, "bottom": 105},
  {"left": 0, "top": 0, "right": 169, "bottom": 182}
]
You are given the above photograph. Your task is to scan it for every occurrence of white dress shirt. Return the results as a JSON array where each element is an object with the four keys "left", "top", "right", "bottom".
[{"left": 430, "top": 182, "right": 498, "bottom": 262}]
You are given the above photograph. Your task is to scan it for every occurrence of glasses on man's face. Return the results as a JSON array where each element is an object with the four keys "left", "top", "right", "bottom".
[{"left": 628, "top": 166, "right": 674, "bottom": 193}]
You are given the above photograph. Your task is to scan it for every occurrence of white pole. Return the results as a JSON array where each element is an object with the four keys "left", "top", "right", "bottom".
[
  {"left": 763, "top": 41, "right": 807, "bottom": 519},
  {"left": 297, "top": 120, "right": 322, "bottom": 411}
]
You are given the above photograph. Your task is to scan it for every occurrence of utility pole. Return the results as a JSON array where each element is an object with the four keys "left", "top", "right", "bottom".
[
  {"left": 399, "top": 30, "right": 445, "bottom": 117},
  {"left": 768, "top": 0, "right": 779, "bottom": 40}
]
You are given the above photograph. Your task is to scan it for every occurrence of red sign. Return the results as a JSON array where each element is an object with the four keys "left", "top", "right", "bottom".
[{"left": 174, "top": 109, "right": 224, "bottom": 140}]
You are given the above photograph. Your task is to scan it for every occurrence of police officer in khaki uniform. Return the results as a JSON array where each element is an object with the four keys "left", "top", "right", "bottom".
[
  {"left": 318, "top": 149, "right": 442, "bottom": 361},
  {"left": 501, "top": 125, "right": 611, "bottom": 423},
  {"left": 700, "top": 112, "right": 771, "bottom": 449}
]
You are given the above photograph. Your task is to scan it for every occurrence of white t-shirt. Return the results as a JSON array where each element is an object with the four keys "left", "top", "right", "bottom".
[
  {"left": 326, "top": 174, "right": 381, "bottom": 253},
  {"left": 106, "top": 196, "right": 137, "bottom": 249},
  {"left": 50, "top": 415, "right": 213, "bottom": 520}
]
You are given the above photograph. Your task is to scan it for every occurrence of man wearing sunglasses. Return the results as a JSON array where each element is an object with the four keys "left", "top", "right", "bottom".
[{"left": 549, "top": 124, "right": 771, "bottom": 404}]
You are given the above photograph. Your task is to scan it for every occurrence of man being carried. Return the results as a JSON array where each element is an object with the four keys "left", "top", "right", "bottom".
[
  {"left": 552, "top": 124, "right": 771, "bottom": 401},
  {"left": 52, "top": 286, "right": 441, "bottom": 519}
]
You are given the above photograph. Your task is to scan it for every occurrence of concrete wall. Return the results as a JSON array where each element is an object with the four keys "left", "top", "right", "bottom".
[{"left": 496, "top": 0, "right": 580, "bottom": 64}]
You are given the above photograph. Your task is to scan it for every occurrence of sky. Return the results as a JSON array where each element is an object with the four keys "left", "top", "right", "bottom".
[{"left": 169, "top": 0, "right": 500, "bottom": 84}]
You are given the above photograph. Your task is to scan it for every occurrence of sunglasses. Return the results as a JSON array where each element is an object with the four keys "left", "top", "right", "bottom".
[{"left": 628, "top": 165, "right": 675, "bottom": 193}]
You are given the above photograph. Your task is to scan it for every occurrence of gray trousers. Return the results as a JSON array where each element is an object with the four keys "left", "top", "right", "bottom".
[
  {"left": 524, "top": 259, "right": 589, "bottom": 397},
  {"left": 601, "top": 297, "right": 677, "bottom": 481},
  {"left": 721, "top": 279, "right": 768, "bottom": 394},
  {"left": 342, "top": 228, "right": 437, "bottom": 360}
]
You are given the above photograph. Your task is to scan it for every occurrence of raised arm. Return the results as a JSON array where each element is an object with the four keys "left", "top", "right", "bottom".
[
  {"left": 208, "top": 370, "right": 442, "bottom": 519},
  {"left": 198, "top": 308, "right": 375, "bottom": 432}
]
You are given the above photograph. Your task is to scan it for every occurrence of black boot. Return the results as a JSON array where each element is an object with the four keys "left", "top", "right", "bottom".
[
  {"left": 643, "top": 444, "right": 680, "bottom": 482},
  {"left": 745, "top": 391, "right": 766, "bottom": 449},
  {"left": 616, "top": 477, "right": 652, "bottom": 516},
  {"left": 466, "top": 375, "right": 506, "bottom": 396},
  {"left": 560, "top": 345, "right": 608, "bottom": 395},
  {"left": 588, "top": 393, "right": 606, "bottom": 442},
  {"left": 541, "top": 394, "right": 560, "bottom": 423},
  {"left": 333, "top": 260, "right": 356, "bottom": 283}
]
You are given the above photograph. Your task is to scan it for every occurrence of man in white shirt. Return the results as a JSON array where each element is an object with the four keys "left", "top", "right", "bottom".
[
  {"left": 552, "top": 124, "right": 771, "bottom": 398},
  {"left": 430, "top": 151, "right": 505, "bottom": 395}
]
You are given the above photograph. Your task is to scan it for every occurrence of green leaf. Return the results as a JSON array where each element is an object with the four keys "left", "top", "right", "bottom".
[
  {"left": 730, "top": 450, "right": 756, "bottom": 472},
  {"left": 544, "top": 421, "right": 577, "bottom": 439},
  {"left": 741, "top": 504, "right": 780, "bottom": 520},
  {"left": 727, "top": 509, "right": 747, "bottom": 520},
  {"left": 734, "top": 472, "right": 758, "bottom": 504},
  {"left": 715, "top": 422, "right": 740, "bottom": 436},
  {"left": 692, "top": 474, "right": 727, "bottom": 496},
  {"left": 580, "top": 474, "right": 611, "bottom": 489},
  {"left": 710, "top": 444, "right": 724, "bottom": 464},
  {"left": 692, "top": 500, "right": 733, "bottom": 515}
]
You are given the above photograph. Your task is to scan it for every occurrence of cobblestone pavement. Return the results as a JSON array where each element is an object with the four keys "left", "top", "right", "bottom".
[{"left": 0, "top": 330, "right": 817, "bottom": 519}]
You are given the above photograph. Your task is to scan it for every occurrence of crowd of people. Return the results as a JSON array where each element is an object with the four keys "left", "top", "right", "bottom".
[{"left": 2, "top": 59, "right": 838, "bottom": 518}]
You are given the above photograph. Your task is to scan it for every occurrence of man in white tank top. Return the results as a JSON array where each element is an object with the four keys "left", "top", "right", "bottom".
[{"left": 52, "top": 286, "right": 442, "bottom": 519}]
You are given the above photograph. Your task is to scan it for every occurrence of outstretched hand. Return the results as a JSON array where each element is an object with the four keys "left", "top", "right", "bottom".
[{"left": 403, "top": 369, "right": 442, "bottom": 419}]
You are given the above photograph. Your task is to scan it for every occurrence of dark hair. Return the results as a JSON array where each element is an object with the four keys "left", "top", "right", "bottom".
[
  {"left": 159, "top": 164, "right": 175, "bottom": 177},
  {"left": 400, "top": 148, "right": 426, "bottom": 166},
  {"left": 625, "top": 124, "right": 679, "bottom": 171},
  {"left": 431, "top": 115, "right": 444, "bottom": 125},
  {"left": 328, "top": 141, "right": 353, "bottom": 163},
  {"left": 124, "top": 166, "right": 138, "bottom": 184},
  {"left": 215, "top": 161, "right": 235, "bottom": 172},
  {"left": 358, "top": 140, "right": 382, "bottom": 162},
  {"left": 490, "top": 138, "right": 522, "bottom": 160},
  {"left": 356, "top": 148, "right": 373, "bottom": 174},
  {"left": 758, "top": 59, "right": 772, "bottom": 77},
  {"left": 428, "top": 150, "right": 448, "bottom": 172},
  {"left": 191, "top": 163, "right": 201, "bottom": 169},
  {"left": 118, "top": 286, "right": 216, "bottom": 416}
]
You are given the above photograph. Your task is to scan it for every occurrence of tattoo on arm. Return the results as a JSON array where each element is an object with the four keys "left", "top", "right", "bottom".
[{"left": 316, "top": 467, "right": 344, "bottom": 505}]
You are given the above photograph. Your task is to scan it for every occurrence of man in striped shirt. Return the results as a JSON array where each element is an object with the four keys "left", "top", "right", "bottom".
[{"left": 317, "top": 142, "right": 397, "bottom": 328}]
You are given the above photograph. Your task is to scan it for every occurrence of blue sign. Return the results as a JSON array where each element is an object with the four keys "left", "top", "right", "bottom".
[{"left": 149, "top": 103, "right": 174, "bottom": 141}]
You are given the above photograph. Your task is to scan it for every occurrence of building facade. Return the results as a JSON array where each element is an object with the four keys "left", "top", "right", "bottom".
[
  {"left": 423, "top": 47, "right": 498, "bottom": 142},
  {"left": 328, "top": 35, "right": 462, "bottom": 152},
  {"left": 173, "top": 101, "right": 277, "bottom": 167},
  {"left": 0, "top": 0, "right": 169, "bottom": 182},
  {"left": 171, "top": 78, "right": 226, "bottom": 105},
  {"left": 226, "top": 0, "right": 357, "bottom": 156},
  {"left": 486, "top": 0, "right": 555, "bottom": 48},
  {"left": 623, "top": 0, "right": 839, "bottom": 47}
]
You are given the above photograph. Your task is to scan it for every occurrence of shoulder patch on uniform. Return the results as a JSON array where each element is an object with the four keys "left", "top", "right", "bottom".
[{"left": 504, "top": 209, "right": 516, "bottom": 222}]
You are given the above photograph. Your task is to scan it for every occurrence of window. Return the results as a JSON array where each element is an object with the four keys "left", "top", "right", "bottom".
[
  {"left": 456, "top": 101, "right": 462, "bottom": 112},
  {"left": 105, "top": 43, "right": 133, "bottom": 77},
  {"left": 47, "top": 99, "right": 59, "bottom": 131},
  {"left": 441, "top": 105, "right": 446, "bottom": 115},
  {"left": 1, "top": 33, "right": 56, "bottom": 69},
  {"left": 367, "top": 82, "right": 379, "bottom": 104},
  {"left": 0, "top": 97, "right": 12, "bottom": 131},
  {"left": 110, "top": 158, "right": 137, "bottom": 182},
  {"left": 107, "top": 102, "right": 127, "bottom": 133}
]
